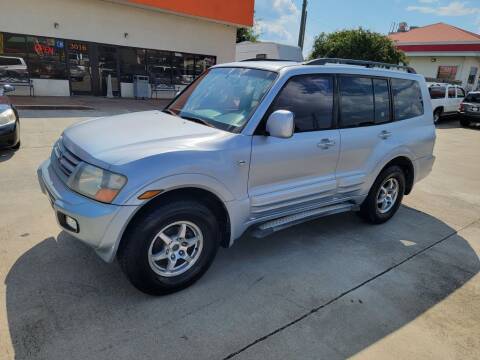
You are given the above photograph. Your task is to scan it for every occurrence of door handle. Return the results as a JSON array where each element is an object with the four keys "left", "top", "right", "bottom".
[
  {"left": 317, "top": 138, "right": 336, "bottom": 149},
  {"left": 379, "top": 130, "right": 392, "bottom": 140}
]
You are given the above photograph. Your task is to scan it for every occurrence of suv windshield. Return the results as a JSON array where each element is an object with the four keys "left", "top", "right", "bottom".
[
  {"left": 464, "top": 93, "right": 480, "bottom": 103},
  {"left": 165, "top": 67, "right": 277, "bottom": 132}
]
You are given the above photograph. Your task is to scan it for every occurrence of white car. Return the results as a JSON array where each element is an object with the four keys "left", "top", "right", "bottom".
[
  {"left": 0, "top": 56, "right": 29, "bottom": 83},
  {"left": 428, "top": 83, "right": 466, "bottom": 123}
]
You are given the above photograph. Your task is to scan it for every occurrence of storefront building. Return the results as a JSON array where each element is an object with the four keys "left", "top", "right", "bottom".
[
  {"left": 389, "top": 23, "right": 480, "bottom": 91},
  {"left": 0, "top": 0, "right": 254, "bottom": 97}
]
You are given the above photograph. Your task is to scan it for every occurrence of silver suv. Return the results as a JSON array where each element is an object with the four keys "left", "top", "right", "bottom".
[{"left": 38, "top": 59, "right": 436, "bottom": 294}]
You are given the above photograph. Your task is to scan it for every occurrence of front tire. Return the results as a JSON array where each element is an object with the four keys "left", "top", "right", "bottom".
[
  {"left": 460, "top": 117, "right": 471, "bottom": 127},
  {"left": 359, "top": 166, "right": 405, "bottom": 224},
  {"left": 118, "top": 199, "right": 220, "bottom": 295}
]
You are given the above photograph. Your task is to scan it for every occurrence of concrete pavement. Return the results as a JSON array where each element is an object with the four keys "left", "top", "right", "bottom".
[{"left": 0, "top": 115, "right": 479, "bottom": 359}]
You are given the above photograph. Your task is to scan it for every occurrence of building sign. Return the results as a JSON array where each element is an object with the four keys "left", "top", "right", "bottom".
[
  {"left": 125, "top": 0, "right": 254, "bottom": 26},
  {"left": 69, "top": 42, "right": 88, "bottom": 53}
]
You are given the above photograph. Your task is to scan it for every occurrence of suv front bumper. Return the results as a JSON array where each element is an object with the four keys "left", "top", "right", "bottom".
[{"left": 37, "top": 159, "right": 138, "bottom": 262}]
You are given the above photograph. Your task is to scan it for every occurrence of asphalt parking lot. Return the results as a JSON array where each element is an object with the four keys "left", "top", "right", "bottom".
[{"left": 0, "top": 111, "right": 479, "bottom": 360}]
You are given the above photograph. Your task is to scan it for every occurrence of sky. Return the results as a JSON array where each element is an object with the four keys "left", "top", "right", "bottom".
[{"left": 254, "top": 0, "right": 480, "bottom": 56}]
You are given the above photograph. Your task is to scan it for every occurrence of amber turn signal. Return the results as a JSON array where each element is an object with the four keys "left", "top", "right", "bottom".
[{"left": 138, "top": 190, "right": 163, "bottom": 200}]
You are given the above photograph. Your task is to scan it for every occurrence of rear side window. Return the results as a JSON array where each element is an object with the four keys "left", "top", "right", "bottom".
[
  {"left": 0, "top": 57, "right": 21, "bottom": 66},
  {"left": 269, "top": 75, "right": 334, "bottom": 132},
  {"left": 391, "top": 79, "right": 424, "bottom": 121},
  {"left": 429, "top": 86, "right": 446, "bottom": 99},
  {"left": 339, "top": 77, "right": 374, "bottom": 127},
  {"left": 448, "top": 87, "right": 456, "bottom": 98},
  {"left": 373, "top": 79, "right": 390, "bottom": 124}
]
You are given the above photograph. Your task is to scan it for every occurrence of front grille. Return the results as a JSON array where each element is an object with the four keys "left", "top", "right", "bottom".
[{"left": 53, "top": 140, "right": 82, "bottom": 178}]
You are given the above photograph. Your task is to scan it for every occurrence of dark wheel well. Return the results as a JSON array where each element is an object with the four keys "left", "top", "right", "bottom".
[
  {"left": 434, "top": 107, "right": 443, "bottom": 115},
  {"left": 381, "top": 157, "right": 414, "bottom": 195},
  {"left": 118, "top": 188, "right": 231, "bottom": 257}
]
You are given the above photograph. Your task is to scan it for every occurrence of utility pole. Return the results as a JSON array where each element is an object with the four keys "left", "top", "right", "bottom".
[{"left": 298, "top": 0, "right": 308, "bottom": 50}]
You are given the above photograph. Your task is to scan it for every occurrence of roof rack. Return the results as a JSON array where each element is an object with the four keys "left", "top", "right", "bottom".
[
  {"left": 305, "top": 58, "right": 416, "bottom": 74},
  {"left": 240, "top": 58, "right": 296, "bottom": 62}
]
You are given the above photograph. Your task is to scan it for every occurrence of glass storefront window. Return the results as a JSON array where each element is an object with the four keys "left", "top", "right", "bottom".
[
  {"left": 172, "top": 52, "right": 195, "bottom": 85},
  {"left": 147, "top": 50, "right": 172, "bottom": 85},
  {"left": 194, "top": 55, "right": 216, "bottom": 77},
  {"left": 26, "top": 36, "right": 67, "bottom": 79},
  {"left": 119, "top": 47, "right": 146, "bottom": 82},
  {"left": 1, "top": 31, "right": 217, "bottom": 93},
  {"left": 0, "top": 33, "right": 29, "bottom": 83}
]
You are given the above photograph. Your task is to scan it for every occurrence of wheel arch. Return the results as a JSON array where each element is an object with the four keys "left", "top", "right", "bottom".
[
  {"left": 379, "top": 156, "right": 415, "bottom": 195},
  {"left": 117, "top": 187, "right": 232, "bottom": 260}
]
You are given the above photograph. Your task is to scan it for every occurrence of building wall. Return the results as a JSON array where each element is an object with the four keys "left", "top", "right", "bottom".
[
  {"left": 407, "top": 55, "right": 480, "bottom": 90},
  {"left": 0, "top": 0, "right": 237, "bottom": 64},
  {"left": 236, "top": 42, "right": 303, "bottom": 62}
]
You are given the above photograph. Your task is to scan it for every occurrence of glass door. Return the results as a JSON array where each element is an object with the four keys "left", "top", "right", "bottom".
[
  {"left": 98, "top": 45, "right": 119, "bottom": 96},
  {"left": 67, "top": 41, "right": 92, "bottom": 95}
]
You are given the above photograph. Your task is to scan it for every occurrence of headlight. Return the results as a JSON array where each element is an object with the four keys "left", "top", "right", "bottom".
[
  {"left": 67, "top": 163, "right": 127, "bottom": 203},
  {"left": 0, "top": 105, "right": 16, "bottom": 126}
]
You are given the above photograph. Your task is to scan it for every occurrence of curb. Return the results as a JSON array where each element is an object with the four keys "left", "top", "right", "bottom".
[{"left": 15, "top": 105, "right": 95, "bottom": 111}]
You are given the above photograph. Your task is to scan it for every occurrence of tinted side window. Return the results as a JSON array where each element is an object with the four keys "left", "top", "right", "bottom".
[
  {"left": 339, "top": 77, "right": 374, "bottom": 127},
  {"left": 457, "top": 87, "right": 465, "bottom": 98},
  {"left": 0, "top": 57, "right": 21, "bottom": 66},
  {"left": 392, "top": 79, "right": 424, "bottom": 120},
  {"left": 373, "top": 79, "right": 390, "bottom": 124},
  {"left": 429, "top": 86, "right": 446, "bottom": 99},
  {"left": 448, "top": 87, "right": 456, "bottom": 98},
  {"left": 269, "top": 75, "right": 333, "bottom": 132}
]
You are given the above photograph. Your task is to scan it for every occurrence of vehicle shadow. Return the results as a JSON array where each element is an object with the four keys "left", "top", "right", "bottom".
[
  {"left": 0, "top": 149, "right": 16, "bottom": 163},
  {"left": 4, "top": 206, "right": 479, "bottom": 360}
]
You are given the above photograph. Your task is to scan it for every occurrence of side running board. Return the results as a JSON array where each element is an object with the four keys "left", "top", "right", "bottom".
[{"left": 251, "top": 203, "right": 359, "bottom": 238}]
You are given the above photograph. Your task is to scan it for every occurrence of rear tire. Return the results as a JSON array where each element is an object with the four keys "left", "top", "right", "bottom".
[
  {"left": 359, "top": 166, "right": 405, "bottom": 224},
  {"left": 433, "top": 109, "right": 442, "bottom": 124},
  {"left": 118, "top": 199, "right": 220, "bottom": 295}
]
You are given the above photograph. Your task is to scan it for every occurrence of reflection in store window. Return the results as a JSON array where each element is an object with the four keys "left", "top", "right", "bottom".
[
  {"left": 0, "top": 33, "right": 29, "bottom": 83},
  {"left": 194, "top": 55, "right": 215, "bottom": 77},
  {"left": 172, "top": 52, "right": 195, "bottom": 85},
  {"left": 26, "top": 36, "right": 67, "bottom": 79},
  {"left": 119, "top": 48, "right": 146, "bottom": 82},
  {"left": 147, "top": 50, "right": 172, "bottom": 86}
]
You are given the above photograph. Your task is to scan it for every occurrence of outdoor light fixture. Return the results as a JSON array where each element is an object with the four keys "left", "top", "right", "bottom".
[
  {"left": 54, "top": 22, "right": 59, "bottom": 29},
  {"left": 124, "top": 32, "right": 129, "bottom": 38}
]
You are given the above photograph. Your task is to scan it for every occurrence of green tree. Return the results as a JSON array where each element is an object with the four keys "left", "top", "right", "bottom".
[
  {"left": 236, "top": 27, "right": 259, "bottom": 43},
  {"left": 309, "top": 28, "right": 407, "bottom": 64}
]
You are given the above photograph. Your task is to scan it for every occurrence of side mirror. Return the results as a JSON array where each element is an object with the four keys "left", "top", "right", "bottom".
[
  {"left": 266, "top": 110, "right": 294, "bottom": 139},
  {"left": 3, "top": 84, "right": 15, "bottom": 93}
]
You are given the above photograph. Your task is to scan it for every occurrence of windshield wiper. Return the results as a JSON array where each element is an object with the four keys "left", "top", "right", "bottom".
[
  {"left": 162, "top": 108, "right": 178, "bottom": 116},
  {"left": 180, "top": 115, "right": 215, "bottom": 128}
]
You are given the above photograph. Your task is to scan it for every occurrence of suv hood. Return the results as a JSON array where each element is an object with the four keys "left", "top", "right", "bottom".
[{"left": 62, "top": 110, "right": 230, "bottom": 167}]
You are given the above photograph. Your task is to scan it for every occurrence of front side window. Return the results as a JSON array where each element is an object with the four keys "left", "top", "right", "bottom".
[
  {"left": 268, "top": 75, "right": 334, "bottom": 132},
  {"left": 429, "top": 86, "right": 446, "bottom": 99},
  {"left": 339, "top": 76, "right": 374, "bottom": 127},
  {"left": 457, "top": 87, "right": 465, "bottom": 98},
  {"left": 166, "top": 67, "right": 277, "bottom": 132},
  {"left": 391, "top": 78, "right": 424, "bottom": 121}
]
